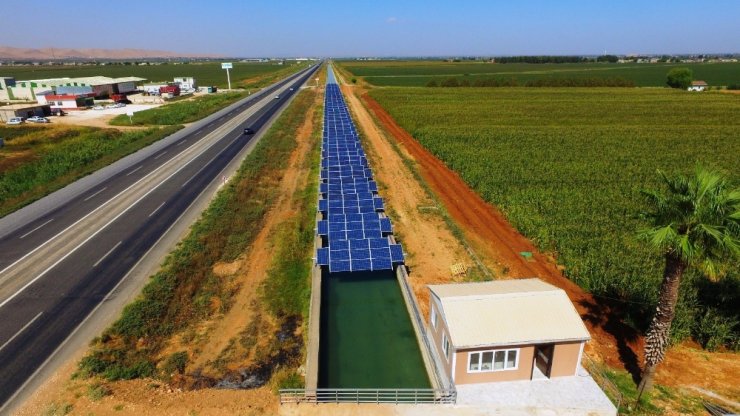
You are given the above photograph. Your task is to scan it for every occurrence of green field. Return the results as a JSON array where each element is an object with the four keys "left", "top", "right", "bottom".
[
  {"left": 339, "top": 60, "right": 740, "bottom": 87},
  {"left": 369, "top": 87, "right": 740, "bottom": 348},
  {"left": 0, "top": 61, "right": 306, "bottom": 89}
]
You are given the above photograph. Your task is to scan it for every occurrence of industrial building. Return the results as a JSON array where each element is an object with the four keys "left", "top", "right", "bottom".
[
  {"left": 0, "top": 76, "right": 146, "bottom": 101},
  {"left": 0, "top": 103, "right": 51, "bottom": 121}
]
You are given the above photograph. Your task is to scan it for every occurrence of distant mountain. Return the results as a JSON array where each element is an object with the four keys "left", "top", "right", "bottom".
[{"left": 0, "top": 46, "right": 221, "bottom": 60}]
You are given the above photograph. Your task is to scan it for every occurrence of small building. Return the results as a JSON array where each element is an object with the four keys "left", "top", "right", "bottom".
[
  {"left": 44, "top": 93, "right": 95, "bottom": 111},
  {"left": 0, "top": 103, "right": 51, "bottom": 121},
  {"left": 688, "top": 80, "right": 708, "bottom": 91},
  {"left": 428, "top": 278, "right": 590, "bottom": 385},
  {"left": 174, "top": 77, "right": 196, "bottom": 90}
]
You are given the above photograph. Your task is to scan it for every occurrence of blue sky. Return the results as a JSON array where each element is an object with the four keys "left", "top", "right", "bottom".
[{"left": 2, "top": 0, "right": 738, "bottom": 56}]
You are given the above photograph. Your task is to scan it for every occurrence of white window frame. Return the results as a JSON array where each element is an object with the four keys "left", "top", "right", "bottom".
[
  {"left": 430, "top": 306, "right": 437, "bottom": 329},
  {"left": 442, "top": 333, "right": 450, "bottom": 361},
  {"left": 467, "top": 348, "right": 520, "bottom": 373}
]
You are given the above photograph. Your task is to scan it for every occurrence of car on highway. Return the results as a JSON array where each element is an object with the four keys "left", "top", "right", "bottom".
[
  {"left": 27, "top": 116, "right": 50, "bottom": 123},
  {"left": 289, "top": 87, "right": 294, "bottom": 91},
  {"left": 274, "top": 95, "right": 280, "bottom": 99},
  {"left": 6, "top": 117, "right": 24, "bottom": 125},
  {"left": 244, "top": 127, "right": 255, "bottom": 135}
]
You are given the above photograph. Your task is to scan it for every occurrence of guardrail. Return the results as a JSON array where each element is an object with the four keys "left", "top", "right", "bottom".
[{"left": 279, "top": 388, "right": 457, "bottom": 404}]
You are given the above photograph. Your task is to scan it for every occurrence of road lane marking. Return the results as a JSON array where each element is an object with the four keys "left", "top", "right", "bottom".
[
  {"left": 83, "top": 187, "right": 107, "bottom": 202},
  {"left": 19, "top": 219, "right": 54, "bottom": 240},
  {"left": 0, "top": 127, "right": 244, "bottom": 310},
  {"left": 176, "top": 139, "right": 187, "bottom": 146},
  {"left": 181, "top": 136, "right": 239, "bottom": 188},
  {"left": 93, "top": 241, "right": 122, "bottom": 268},
  {"left": 154, "top": 150, "right": 168, "bottom": 160},
  {"left": 126, "top": 165, "right": 143, "bottom": 176},
  {"left": 149, "top": 202, "right": 166, "bottom": 217},
  {"left": 0, "top": 312, "right": 43, "bottom": 353}
]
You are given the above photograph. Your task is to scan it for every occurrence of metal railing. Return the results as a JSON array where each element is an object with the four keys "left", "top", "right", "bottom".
[{"left": 279, "top": 388, "right": 457, "bottom": 404}]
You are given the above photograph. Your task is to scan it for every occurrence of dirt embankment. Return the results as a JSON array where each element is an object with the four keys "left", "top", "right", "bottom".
[{"left": 337, "top": 74, "right": 739, "bottom": 403}]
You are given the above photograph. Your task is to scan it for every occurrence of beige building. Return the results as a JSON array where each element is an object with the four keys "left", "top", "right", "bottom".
[{"left": 428, "top": 278, "right": 590, "bottom": 385}]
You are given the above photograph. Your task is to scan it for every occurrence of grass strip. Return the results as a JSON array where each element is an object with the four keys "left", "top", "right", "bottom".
[
  {"left": 0, "top": 125, "right": 182, "bottom": 218},
  {"left": 109, "top": 92, "right": 246, "bottom": 126}
]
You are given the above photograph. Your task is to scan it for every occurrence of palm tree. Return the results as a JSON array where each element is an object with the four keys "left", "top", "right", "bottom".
[{"left": 636, "top": 166, "right": 739, "bottom": 401}]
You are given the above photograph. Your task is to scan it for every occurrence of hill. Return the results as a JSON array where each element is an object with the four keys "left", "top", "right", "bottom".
[{"left": 0, "top": 45, "right": 220, "bottom": 60}]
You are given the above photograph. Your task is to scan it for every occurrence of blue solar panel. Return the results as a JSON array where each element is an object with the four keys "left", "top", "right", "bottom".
[
  {"left": 390, "top": 244, "right": 404, "bottom": 262},
  {"left": 317, "top": 220, "right": 328, "bottom": 235},
  {"left": 316, "top": 248, "right": 329, "bottom": 265},
  {"left": 316, "top": 77, "right": 406, "bottom": 273}
]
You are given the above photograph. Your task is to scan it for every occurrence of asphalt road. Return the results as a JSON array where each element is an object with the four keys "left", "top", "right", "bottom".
[{"left": 0, "top": 63, "right": 321, "bottom": 411}]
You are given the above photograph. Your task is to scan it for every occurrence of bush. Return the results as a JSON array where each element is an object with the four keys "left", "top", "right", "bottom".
[
  {"left": 666, "top": 67, "right": 693, "bottom": 89},
  {"left": 695, "top": 309, "right": 738, "bottom": 351},
  {"left": 727, "top": 83, "right": 740, "bottom": 90},
  {"left": 161, "top": 351, "right": 189, "bottom": 376}
]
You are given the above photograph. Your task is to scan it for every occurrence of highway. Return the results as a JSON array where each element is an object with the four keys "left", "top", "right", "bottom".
[{"left": 0, "top": 63, "right": 321, "bottom": 411}]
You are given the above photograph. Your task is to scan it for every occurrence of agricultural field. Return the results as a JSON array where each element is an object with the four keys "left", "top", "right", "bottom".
[
  {"left": 339, "top": 60, "right": 740, "bottom": 87},
  {"left": 0, "top": 61, "right": 306, "bottom": 89},
  {"left": 368, "top": 87, "right": 740, "bottom": 348}
]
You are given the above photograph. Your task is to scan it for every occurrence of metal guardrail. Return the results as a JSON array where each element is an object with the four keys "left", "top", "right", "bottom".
[{"left": 279, "top": 388, "right": 457, "bottom": 404}]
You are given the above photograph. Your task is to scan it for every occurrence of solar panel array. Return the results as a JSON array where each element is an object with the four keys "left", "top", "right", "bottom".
[{"left": 315, "top": 69, "right": 405, "bottom": 273}]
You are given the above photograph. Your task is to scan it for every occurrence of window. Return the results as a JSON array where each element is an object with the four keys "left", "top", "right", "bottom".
[
  {"left": 468, "top": 349, "right": 519, "bottom": 372},
  {"left": 442, "top": 333, "right": 450, "bottom": 361},
  {"left": 430, "top": 306, "right": 437, "bottom": 329}
]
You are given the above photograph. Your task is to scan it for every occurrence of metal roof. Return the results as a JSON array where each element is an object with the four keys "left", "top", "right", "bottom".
[
  {"left": 21, "top": 76, "right": 146, "bottom": 86},
  {"left": 429, "top": 278, "right": 591, "bottom": 349}
]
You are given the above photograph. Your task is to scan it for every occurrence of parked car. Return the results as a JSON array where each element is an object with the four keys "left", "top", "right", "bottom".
[
  {"left": 114, "top": 103, "right": 126, "bottom": 108},
  {"left": 105, "top": 104, "right": 117, "bottom": 109},
  {"left": 93, "top": 105, "right": 105, "bottom": 110},
  {"left": 244, "top": 127, "right": 255, "bottom": 135},
  {"left": 6, "top": 117, "right": 24, "bottom": 125},
  {"left": 27, "top": 116, "right": 50, "bottom": 123}
]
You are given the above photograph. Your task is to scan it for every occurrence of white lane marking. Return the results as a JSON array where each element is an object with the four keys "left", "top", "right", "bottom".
[
  {"left": 154, "top": 150, "right": 168, "bottom": 160},
  {"left": 83, "top": 187, "right": 107, "bottom": 202},
  {"left": 93, "top": 241, "right": 122, "bottom": 268},
  {"left": 0, "top": 130, "right": 243, "bottom": 310},
  {"left": 126, "top": 165, "right": 143, "bottom": 176},
  {"left": 149, "top": 202, "right": 165, "bottom": 217},
  {"left": 19, "top": 219, "right": 54, "bottom": 240},
  {"left": 176, "top": 139, "right": 186, "bottom": 146},
  {"left": 181, "top": 136, "right": 239, "bottom": 188},
  {"left": 0, "top": 122, "right": 235, "bottom": 291},
  {"left": 0, "top": 312, "right": 43, "bottom": 353}
]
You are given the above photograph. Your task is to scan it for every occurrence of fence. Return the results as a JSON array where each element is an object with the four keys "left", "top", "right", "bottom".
[{"left": 279, "top": 388, "right": 457, "bottom": 404}]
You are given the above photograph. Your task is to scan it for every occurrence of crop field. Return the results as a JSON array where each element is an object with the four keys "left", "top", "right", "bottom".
[
  {"left": 0, "top": 61, "right": 306, "bottom": 89},
  {"left": 369, "top": 87, "right": 740, "bottom": 347},
  {"left": 339, "top": 60, "right": 740, "bottom": 87}
]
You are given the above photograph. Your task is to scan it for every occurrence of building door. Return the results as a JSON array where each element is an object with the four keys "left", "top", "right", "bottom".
[{"left": 534, "top": 344, "right": 554, "bottom": 378}]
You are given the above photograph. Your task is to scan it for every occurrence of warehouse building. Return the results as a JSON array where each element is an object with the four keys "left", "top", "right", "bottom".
[
  {"left": 0, "top": 103, "right": 51, "bottom": 121},
  {"left": 0, "top": 76, "right": 146, "bottom": 101}
]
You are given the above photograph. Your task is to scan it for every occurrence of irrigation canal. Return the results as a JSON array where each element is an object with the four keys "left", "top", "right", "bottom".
[{"left": 315, "top": 66, "right": 431, "bottom": 389}]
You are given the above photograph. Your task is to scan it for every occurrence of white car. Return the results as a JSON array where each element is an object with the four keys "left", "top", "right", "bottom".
[
  {"left": 93, "top": 105, "right": 105, "bottom": 110},
  {"left": 105, "top": 104, "right": 117, "bottom": 109},
  {"left": 27, "top": 116, "right": 50, "bottom": 123},
  {"left": 114, "top": 102, "right": 126, "bottom": 108},
  {"left": 274, "top": 95, "right": 280, "bottom": 99},
  {"left": 6, "top": 117, "right": 24, "bottom": 125}
]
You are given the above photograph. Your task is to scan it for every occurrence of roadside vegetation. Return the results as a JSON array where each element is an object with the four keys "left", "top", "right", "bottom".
[
  {"left": 0, "top": 124, "right": 182, "bottom": 217},
  {"left": 76, "top": 80, "right": 322, "bottom": 391},
  {"left": 338, "top": 60, "right": 740, "bottom": 87},
  {"left": 367, "top": 86, "right": 740, "bottom": 351},
  {"left": 109, "top": 91, "right": 247, "bottom": 125}
]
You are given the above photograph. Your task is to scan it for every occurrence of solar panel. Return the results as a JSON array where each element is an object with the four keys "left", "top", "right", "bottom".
[{"left": 316, "top": 77, "right": 406, "bottom": 273}]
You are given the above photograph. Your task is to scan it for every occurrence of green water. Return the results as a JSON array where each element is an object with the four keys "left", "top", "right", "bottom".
[{"left": 318, "top": 270, "right": 431, "bottom": 388}]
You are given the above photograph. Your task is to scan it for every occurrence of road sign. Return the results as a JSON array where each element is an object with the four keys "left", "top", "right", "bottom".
[{"left": 221, "top": 62, "right": 233, "bottom": 69}]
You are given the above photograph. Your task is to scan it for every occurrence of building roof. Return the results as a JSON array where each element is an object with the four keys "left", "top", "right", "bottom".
[
  {"left": 691, "top": 80, "right": 708, "bottom": 86},
  {"left": 21, "top": 76, "right": 146, "bottom": 86},
  {"left": 429, "top": 278, "right": 591, "bottom": 349}
]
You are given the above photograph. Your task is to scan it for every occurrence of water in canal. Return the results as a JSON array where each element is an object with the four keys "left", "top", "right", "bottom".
[{"left": 318, "top": 269, "right": 431, "bottom": 388}]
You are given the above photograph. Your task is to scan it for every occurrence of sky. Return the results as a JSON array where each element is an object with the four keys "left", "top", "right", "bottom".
[{"left": 2, "top": 0, "right": 738, "bottom": 57}]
